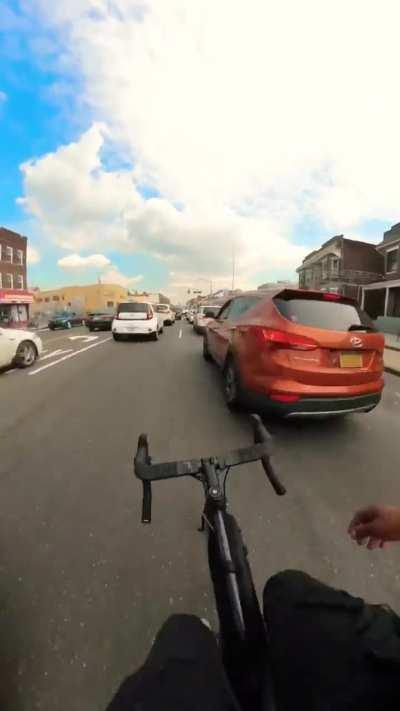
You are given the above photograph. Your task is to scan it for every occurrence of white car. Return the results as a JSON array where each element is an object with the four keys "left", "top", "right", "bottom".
[
  {"left": 112, "top": 301, "right": 163, "bottom": 341},
  {"left": 0, "top": 327, "right": 43, "bottom": 369},
  {"left": 193, "top": 305, "right": 221, "bottom": 333},
  {"left": 155, "top": 304, "right": 175, "bottom": 325}
]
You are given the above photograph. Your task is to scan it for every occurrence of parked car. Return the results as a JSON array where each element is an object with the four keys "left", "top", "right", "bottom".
[
  {"left": 112, "top": 302, "right": 163, "bottom": 341},
  {"left": 0, "top": 327, "right": 43, "bottom": 369},
  {"left": 155, "top": 304, "right": 175, "bottom": 325},
  {"left": 203, "top": 289, "right": 384, "bottom": 417},
  {"left": 175, "top": 309, "right": 182, "bottom": 320},
  {"left": 48, "top": 312, "right": 84, "bottom": 330},
  {"left": 86, "top": 310, "right": 114, "bottom": 331},
  {"left": 193, "top": 305, "right": 221, "bottom": 334}
]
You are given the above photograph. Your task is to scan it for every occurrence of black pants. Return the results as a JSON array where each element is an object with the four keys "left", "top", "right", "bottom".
[{"left": 107, "top": 571, "right": 400, "bottom": 710}]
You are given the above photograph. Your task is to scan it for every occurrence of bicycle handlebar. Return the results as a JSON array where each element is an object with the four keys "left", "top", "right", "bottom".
[
  {"left": 134, "top": 414, "right": 286, "bottom": 522},
  {"left": 252, "top": 415, "right": 286, "bottom": 496}
]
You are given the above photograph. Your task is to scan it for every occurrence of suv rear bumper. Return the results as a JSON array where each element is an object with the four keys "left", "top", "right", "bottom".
[{"left": 251, "top": 392, "right": 382, "bottom": 418}]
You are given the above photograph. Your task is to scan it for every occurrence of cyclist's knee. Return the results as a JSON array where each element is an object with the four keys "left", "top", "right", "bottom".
[
  {"left": 156, "top": 614, "right": 211, "bottom": 642},
  {"left": 263, "top": 569, "right": 315, "bottom": 610}
]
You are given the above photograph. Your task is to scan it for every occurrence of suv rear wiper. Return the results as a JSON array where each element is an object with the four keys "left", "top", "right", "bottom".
[{"left": 347, "top": 323, "right": 375, "bottom": 332}]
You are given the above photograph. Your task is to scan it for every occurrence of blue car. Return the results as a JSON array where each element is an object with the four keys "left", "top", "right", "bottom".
[{"left": 48, "top": 312, "right": 84, "bottom": 330}]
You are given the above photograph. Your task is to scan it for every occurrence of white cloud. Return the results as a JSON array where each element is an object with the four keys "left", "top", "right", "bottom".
[
  {"left": 19, "top": 124, "right": 307, "bottom": 292},
  {"left": 58, "top": 252, "right": 111, "bottom": 270},
  {"left": 27, "top": 245, "right": 41, "bottom": 265},
  {"left": 21, "top": 0, "right": 400, "bottom": 294},
  {"left": 100, "top": 268, "right": 143, "bottom": 288},
  {"left": 57, "top": 250, "right": 142, "bottom": 287}
]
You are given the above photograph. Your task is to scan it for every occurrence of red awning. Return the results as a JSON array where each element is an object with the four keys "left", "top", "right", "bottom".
[{"left": 0, "top": 289, "right": 34, "bottom": 304}]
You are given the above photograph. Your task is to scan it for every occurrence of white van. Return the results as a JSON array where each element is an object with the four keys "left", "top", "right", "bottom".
[{"left": 112, "top": 302, "right": 163, "bottom": 341}]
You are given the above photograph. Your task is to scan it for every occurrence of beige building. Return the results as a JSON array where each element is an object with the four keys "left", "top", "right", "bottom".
[{"left": 32, "top": 283, "right": 129, "bottom": 316}]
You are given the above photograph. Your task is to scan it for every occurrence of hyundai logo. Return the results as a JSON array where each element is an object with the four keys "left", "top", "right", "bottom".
[{"left": 350, "top": 336, "right": 363, "bottom": 348}]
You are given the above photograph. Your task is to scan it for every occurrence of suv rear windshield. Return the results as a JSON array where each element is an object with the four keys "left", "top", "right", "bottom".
[
  {"left": 117, "top": 303, "right": 150, "bottom": 313},
  {"left": 274, "top": 292, "right": 375, "bottom": 332},
  {"left": 156, "top": 305, "right": 169, "bottom": 312}
]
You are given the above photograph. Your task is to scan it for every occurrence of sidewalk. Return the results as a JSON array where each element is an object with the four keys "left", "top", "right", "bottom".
[{"left": 384, "top": 333, "right": 400, "bottom": 376}]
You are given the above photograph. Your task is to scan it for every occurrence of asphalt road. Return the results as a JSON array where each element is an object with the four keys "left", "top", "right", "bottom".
[{"left": 1, "top": 322, "right": 400, "bottom": 710}]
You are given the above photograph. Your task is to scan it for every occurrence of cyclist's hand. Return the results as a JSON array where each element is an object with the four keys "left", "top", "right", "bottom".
[{"left": 348, "top": 505, "right": 400, "bottom": 549}]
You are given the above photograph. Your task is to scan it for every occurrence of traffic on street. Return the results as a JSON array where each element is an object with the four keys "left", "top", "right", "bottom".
[
  {"left": 3, "top": 4, "right": 400, "bottom": 709},
  {"left": 1, "top": 313, "right": 400, "bottom": 709}
]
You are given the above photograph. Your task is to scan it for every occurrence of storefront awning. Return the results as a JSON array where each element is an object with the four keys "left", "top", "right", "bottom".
[{"left": 0, "top": 289, "right": 34, "bottom": 304}]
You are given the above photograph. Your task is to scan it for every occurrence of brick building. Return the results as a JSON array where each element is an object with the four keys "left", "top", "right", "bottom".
[
  {"left": 297, "top": 235, "right": 384, "bottom": 301},
  {"left": 0, "top": 227, "right": 33, "bottom": 327},
  {"left": 361, "top": 223, "right": 400, "bottom": 332}
]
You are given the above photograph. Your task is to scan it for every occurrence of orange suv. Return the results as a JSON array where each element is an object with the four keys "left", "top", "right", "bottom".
[{"left": 203, "top": 288, "right": 384, "bottom": 417}]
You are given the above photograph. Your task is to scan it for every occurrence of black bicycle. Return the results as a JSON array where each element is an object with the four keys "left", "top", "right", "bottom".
[{"left": 134, "top": 414, "right": 286, "bottom": 711}]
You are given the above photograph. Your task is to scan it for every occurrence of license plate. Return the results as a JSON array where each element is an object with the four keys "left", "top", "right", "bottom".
[{"left": 340, "top": 353, "right": 363, "bottom": 368}]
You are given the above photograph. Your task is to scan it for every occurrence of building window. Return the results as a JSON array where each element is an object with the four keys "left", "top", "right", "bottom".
[
  {"left": 386, "top": 248, "right": 398, "bottom": 273},
  {"left": 37, "top": 298, "right": 43, "bottom": 303},
  {"left": 15, "top": 275, "right": 24, "bottom": 289},
  {"left": 321, "top": 258, "right": 328, "bottom": 279},
  {"left": 16, "top": 249, "right": 24, "bottom": 265},
  {"left": 5, "top": 246, "right": 13, "bottom": 263},
  {"left": 53, "top": 295, "right": 60, "bottom": 301},
  {"left": 5, "top": 273, "right": 13, "bottom": 288},
  {"left": 45, "top": 297, "right": 50, "bottom": 303},
  {"left": 62, "top": 295, "right": 65, "bottom": 300},
  {"left": 107, "top": 301, "right": 114, "bottom": 307},
  {"left": 331, "top": 258, "right": 339, "bottom": 275}
]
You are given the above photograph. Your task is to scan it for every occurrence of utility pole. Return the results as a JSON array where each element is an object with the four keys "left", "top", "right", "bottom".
[{"left": 231, "top": 242, "right": 236, "bottom": 291}]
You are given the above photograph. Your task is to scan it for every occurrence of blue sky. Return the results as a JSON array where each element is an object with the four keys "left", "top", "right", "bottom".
[
  {"left": 0, "top": 1, "right": 170, "bottom": 292},
  {"left": 0, "top": 1, "right": 398, "bottom": 299}
]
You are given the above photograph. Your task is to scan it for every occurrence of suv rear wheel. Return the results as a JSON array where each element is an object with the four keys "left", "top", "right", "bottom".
[
  {"left": 203, "top": 336, "right": 212, "bottom": 361},
  {"left": 223, "top": 358, "right": 243, "bottom": 410}
]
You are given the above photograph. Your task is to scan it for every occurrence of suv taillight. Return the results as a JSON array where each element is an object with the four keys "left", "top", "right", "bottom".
[{"left": 253, "top": 327, "right": 318, "bottom": 351}]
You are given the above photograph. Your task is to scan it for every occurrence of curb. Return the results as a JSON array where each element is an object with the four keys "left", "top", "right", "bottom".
[
  {"left": 385, "top": 366, "right": 400, "bottom": 377},
  {"left": 385, "top": 344, "right": 400, "bottom": 353}
]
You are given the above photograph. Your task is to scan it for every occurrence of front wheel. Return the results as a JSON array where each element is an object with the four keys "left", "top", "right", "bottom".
[
  {"left": 15, "top": 341, "right": 38, "bottom": 368},
  {"left": 113, "top": 333, "right": 121, "bottom": 341},
  {"left": 208, "top": 512, "right": 267, "bottom": 708},
  {"left": 151, "top": 330, "right": 159, "bottom": 341}
]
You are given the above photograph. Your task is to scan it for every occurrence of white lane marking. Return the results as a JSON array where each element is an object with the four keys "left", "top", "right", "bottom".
[
  {"left": 40, "top": 348, "right": 73, "bottom": 361},
  {"left": 41, "top": 333, "right": 84, "bottom": 346},
  {"left": 179, "top": 328, "right": 182, "bottom": 339},
  {"left": 29, "top": 337, "right": 112, "bottom": 376},
  {"left": 69, "top": 335, "right": 98, "bottom": 343},
  {"left": 42, "top": 349, "right": 48, "bottom": 355},
  {"left": 4, "top": 368, "right": 16, "bottom": 375}
]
